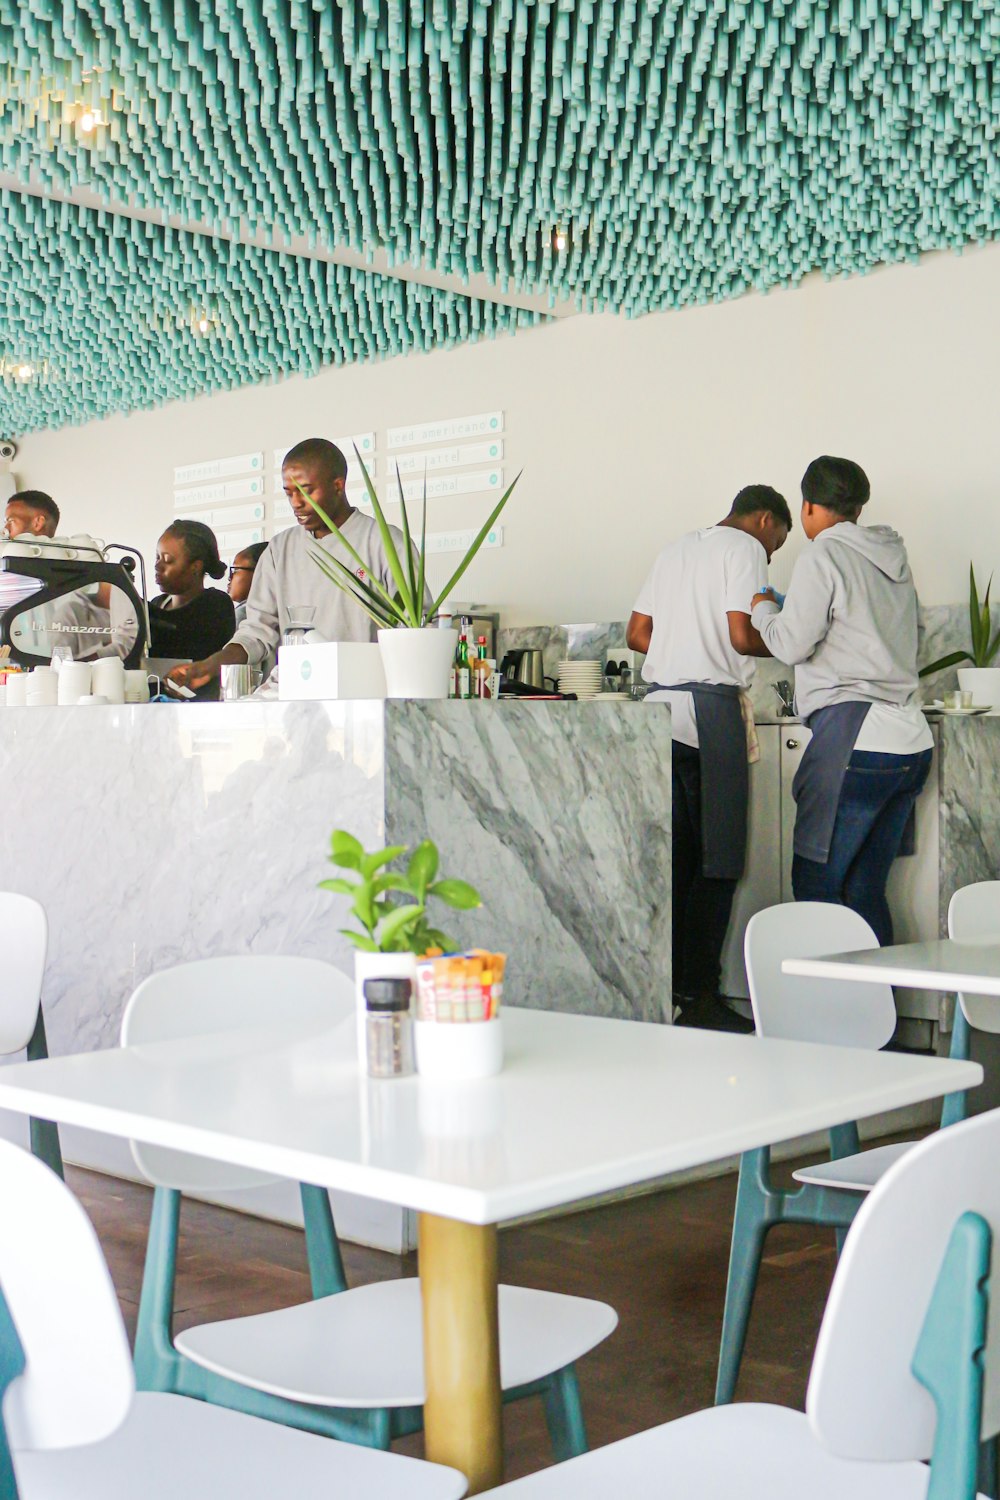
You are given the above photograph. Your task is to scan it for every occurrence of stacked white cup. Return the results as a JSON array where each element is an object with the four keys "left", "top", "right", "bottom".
[
  {"left": 57, "top": 661, "right": 93, "bottom": 705},
  {"left": 4, "top": 673, "right": 28, "bottom": 707},
  {"left": 26, "top": 667, "right": 58, "bottom": 707},
  {"left": 91, "top": 657, "right": 126, "bottom": 705}
]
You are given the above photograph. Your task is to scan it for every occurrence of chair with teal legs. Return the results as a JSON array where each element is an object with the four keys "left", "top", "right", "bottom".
[
  {"left": 940, "top": 881, "right": 1000, "bottom": 1129},
  {"left": 126, "top": 955, "right": 615, "bottom": 1459},
  {"left": 477, "top": 1106, "right": 1000, "bottom": 1500},
  {"left": 0, "top": 892, "right": 63, "bottom": 1180},
  {"left": 0, "top": 1138, "right": 466, "bottom": 1500},
  {"left": 715, "top": 902, "right": 911, "bottom": 1406}
]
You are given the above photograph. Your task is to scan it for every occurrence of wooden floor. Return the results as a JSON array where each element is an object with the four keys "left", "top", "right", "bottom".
[{"left": 70, "top": 1151, "right": 882, "bottom": 1482}]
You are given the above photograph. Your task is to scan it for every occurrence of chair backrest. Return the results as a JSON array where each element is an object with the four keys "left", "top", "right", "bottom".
[
  {"left": 0, "top": 1141, "right": 133, "bottom": 1452},
  {"left": 808, "top": 1106, "right": 1000, "bottom": 1461},
  {"left": 745, "top": 902, "right": 896, "bottom": 1049},
  {"left": 0, "top": 894, "right": 46, "bottom": 1056},
  {"left": 120, "top": 956, "right": 354, "bottom": 1192},
  {"left": 948, "top": 883, "right": 1000, "bottom": 1036}
]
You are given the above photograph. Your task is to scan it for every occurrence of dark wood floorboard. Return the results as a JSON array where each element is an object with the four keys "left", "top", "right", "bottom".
[{"left": 67, "top": 1141, "right": 917, "bottom": 1482}]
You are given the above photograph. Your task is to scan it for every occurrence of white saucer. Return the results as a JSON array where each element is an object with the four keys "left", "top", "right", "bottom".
[{"left": 924, "top": 701, "right": 992, "bottom": 716}]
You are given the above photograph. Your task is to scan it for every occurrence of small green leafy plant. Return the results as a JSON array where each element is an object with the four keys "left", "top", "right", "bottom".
[
  {"left": 921, "top": 564, "right": 1000, "bottom": 677},
  {"left": 320, "top": 830, "right": 482, "bottom": 954},
  {"left": 297, "top": 445, "right": 520, "bottom": 630}
]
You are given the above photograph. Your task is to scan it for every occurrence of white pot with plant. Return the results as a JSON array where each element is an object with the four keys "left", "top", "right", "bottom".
[
  {"left": 921, "top": 565, "right": 1000, "bottom": 709},
  {"left": 294, "top": 448, "right": 520, "bottom": 699},
  {"left": 320, "top": 830, "right": 482, "bottom": 1065}
]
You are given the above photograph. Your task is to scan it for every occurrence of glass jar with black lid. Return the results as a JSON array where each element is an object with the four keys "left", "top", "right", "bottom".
[{"left": 364, "top": 976, "right": 415, "bottom": 1078}]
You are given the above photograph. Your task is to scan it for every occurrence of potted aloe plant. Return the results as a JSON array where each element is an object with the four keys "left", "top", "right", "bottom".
[
  {"left": 920, "top": 565, "right": 1000, "bottom": 709},
  {"left": 321, "top": 830, "right": 482, "bottom": 1055},
  {"left": 294, "top": 447, "right": 520, "bottom": 699}
]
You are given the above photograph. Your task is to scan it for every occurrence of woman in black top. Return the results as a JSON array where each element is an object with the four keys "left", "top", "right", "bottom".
[{"left": 149, "top": 520, "right": 235, "bottom": 700}]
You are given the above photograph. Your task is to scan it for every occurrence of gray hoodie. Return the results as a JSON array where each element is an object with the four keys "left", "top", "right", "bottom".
[{"left": 750, "top": 523, "right": 920, "bottom": 721}]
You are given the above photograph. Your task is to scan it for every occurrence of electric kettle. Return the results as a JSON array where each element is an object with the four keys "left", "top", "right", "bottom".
[{"left": 500, "top": 648, "right": 544, "bottom": 689}]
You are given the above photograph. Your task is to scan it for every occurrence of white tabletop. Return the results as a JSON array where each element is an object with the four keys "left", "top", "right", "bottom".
[
  {"left": 0, "top": 1008, "right": 979, "bottom": 1225},
  {"left": 784, "top": 938, "right": 1000, "bottom": 997}
]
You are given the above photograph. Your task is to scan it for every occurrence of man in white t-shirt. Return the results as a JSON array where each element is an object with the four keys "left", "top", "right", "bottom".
[{"left": 627, "top": 485, "right": 792, "bottom": 1031}]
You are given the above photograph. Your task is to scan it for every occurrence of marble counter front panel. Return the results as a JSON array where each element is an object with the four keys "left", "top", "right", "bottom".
[
  {"left": 385, "top": 700, "right": 672, "bottom": 1022},
  {"left": 938, "top": 717, "right": 1000, "bottom": 923},
  {"left": 0, "top": 699, "right": 385, "bottom": 1055}
]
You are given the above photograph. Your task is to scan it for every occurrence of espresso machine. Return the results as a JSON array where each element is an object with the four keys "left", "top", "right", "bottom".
[{"left": 0, "top": 533, "right": 150, "bottom": 669}]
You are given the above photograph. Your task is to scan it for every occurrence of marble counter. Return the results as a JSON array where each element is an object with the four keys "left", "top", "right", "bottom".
[
  {"left": 938, "top": 717, "right": 1000, "bottom": 923},
  {"left": 0, "top": 696, "right": 671, "bottom": 1241},
  {"left": 0, "top": 697, "right": 671, "bottom": 1051}
]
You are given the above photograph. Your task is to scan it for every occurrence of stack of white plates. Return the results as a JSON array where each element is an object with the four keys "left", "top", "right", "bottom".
[{"left": 557, "top": 659, "right": 604, "bottom": 700}]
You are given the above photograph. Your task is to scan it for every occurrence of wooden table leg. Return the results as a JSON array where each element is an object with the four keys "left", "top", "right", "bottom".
[{"left": 418, "top": 1212, "right": 503, "bottom": 1494}]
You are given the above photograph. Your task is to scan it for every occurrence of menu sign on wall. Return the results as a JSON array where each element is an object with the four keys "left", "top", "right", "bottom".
[
  {"left": 173, "top": 452, "right": 264, "bottom": 487},
  {"left": 273, "top": 433, "right": 375, "bottom": 470},
  {"left": 173, "top": 476, "right": 266, "bottom": 511},
  {"left": 391, "top": 469, "right": 505, "bottom": 504},
  {"left": 387, "top": 411, "right": 503, "bottom": 450},
  {"left": 425, "top": 527, "right": 504, "bottom": 555},
  {"left": 171, "top": 501, "right": 266, "bottom": 529},
  {"left": 392, "top": 439, "right": 503, "bottom": 476}
]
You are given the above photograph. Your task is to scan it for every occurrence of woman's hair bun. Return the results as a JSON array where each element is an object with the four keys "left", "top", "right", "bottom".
[{"left": 167, "top": 518, "right": 226, "bottom": 580}]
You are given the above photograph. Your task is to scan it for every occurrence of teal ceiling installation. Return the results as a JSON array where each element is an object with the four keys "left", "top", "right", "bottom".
[
  {"left": 0, "top": 191, "right": 541, "bottom": 434},
  {"left": 0, "top": 1, "right": 998, "bottom": 429}
]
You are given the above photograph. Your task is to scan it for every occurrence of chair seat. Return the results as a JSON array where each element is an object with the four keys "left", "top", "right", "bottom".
[
  {"left": 13, "top": 1391, "right": 466, "bottom": 1500},
  {"left": 478, "top": 1401, "right": 986, "bottom": 1497},
  {"left": 791, "top": 1141, "right": 913, "bottom": 1193},
  {"left": 176, "top": 1278, "right": 617, "bottom": 1407}
]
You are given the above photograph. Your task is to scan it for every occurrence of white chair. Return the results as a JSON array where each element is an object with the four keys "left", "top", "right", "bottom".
[
  {"left": 480, "top": 1106, "right": 1000, "bottom": 1498},
  {"left": 0, "top": 1140, "right": 466, "bottom": 1500},
  {"left": 942, "top": 881, "right": 1000, "bottom": 1127},
  {"left": 715, "top": 903, "right": 912, "bottom": 1403},
  {"left": 126, "top": 956, "right": 616, "bottom": 1456},
  {"left": 0, "top": 893, "right": 62, "bottom": 1179}
]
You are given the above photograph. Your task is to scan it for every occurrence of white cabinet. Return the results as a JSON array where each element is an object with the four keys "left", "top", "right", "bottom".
[{"left": 721, "top": 725, "right": 940, "bottom": 1030}]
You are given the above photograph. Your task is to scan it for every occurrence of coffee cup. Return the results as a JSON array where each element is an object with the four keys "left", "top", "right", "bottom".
[
  {"left": 58, "top": 661, "right": 93, "bottom": 705},
  {"left": 91, "top": 657, "right": 126, "bottom": 704},
  {"left": 4, "top": 674, "right": 28, "bottom": 707}
]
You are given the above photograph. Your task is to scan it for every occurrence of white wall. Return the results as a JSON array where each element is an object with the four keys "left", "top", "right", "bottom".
[{"left": 12, "top": 240, "right": 1000, "bottom": 623}]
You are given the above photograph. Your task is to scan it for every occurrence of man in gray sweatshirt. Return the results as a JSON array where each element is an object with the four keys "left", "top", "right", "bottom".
[
  {"left": 750, "top": 456, "right": 932, "bottom": 944},
  {"left": 169, "top": 437, "right": 414, "bottom": 695}
]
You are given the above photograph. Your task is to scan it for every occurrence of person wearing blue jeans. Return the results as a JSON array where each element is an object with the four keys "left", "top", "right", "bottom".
[
  {"left": 750, "top": 455, "right": 933, "bottom": 939},
  {"left": 792, "top": 748, "right": 932, "bottom": 945}
]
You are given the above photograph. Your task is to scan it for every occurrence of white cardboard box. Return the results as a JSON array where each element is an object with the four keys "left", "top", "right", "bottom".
[{"left": 278, "top": 642, "right": 387, "bottom": 700}]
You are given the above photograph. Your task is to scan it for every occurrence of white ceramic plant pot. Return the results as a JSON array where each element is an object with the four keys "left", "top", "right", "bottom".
[
  {"left": 958, "top": 668, "right": 1000, "bottom": 710},
  {"left": 354, "top": 950, "right": 418, "bottom": 1070},
  {"left": 377, "top": 627, "right": 457, "bottom": 700}
]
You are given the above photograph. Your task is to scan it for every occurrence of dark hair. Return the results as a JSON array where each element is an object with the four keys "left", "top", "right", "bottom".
[
  {"left": 281, "top": 438, "right": 348, "bottom": 483},
  {"left": 8, "top": 489, "right": 60, "bottom": 530},
  {"left": 235, "top": 541, "right": 268, "bottom": 567},
  {"left": 801, "top": 456, "right": 870, "bottom": 518},
  {"left": 728, "top": 484, "right": 792, "bottom": 531},
  {"left": 165, "top": 519, "right": 226, "bottom": 580}
]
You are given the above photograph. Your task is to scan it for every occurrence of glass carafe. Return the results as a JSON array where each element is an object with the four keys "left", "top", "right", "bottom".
[{"left": 282, "top": 605, "right": 317, "bottom": 648}]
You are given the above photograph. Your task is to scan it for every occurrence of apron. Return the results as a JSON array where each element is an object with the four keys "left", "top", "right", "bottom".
[
  {"left": 648, "top": 681, "right": 748, "bottom": 881},
  {"left": 793, "top": 702, "right": 872, "bottom": 863}
]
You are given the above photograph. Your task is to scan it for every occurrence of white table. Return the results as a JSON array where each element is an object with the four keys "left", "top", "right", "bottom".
[
  {"left": 0, "top": 1007, "right": 979, "bottom": 1492},
  {"left": 784, "top": 938, "right": 1000, "bottom": 996}
]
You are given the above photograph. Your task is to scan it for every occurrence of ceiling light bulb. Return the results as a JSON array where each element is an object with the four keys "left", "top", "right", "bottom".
[
  {"left": 197, "top": 316, "right": 211, "bottom": 334},
  {"left": 15, "top": 363, "right": 34, "bottom": 381},
  {"left": 553, "top": 225, "right": 567, "bottom": 252},
  {"left": 79, "top": 110, "right": 97, "bottom": 133}
]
